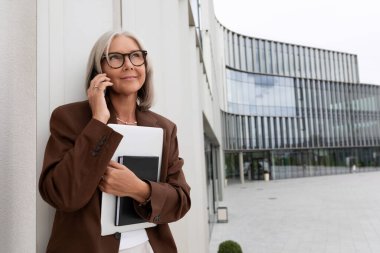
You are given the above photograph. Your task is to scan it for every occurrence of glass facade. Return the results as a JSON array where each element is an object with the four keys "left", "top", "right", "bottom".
[
  {"left": 226, "top": 69, "right": 296, "bottom": 117},
  {"left": 224, "top": 31, "right": 359, "bottom": 83},
  {"left": 222, "top": 28, "right": 380, "bottom": 180},
  {"left": 204, "top": 136, "right": 219, "bottom": 233}
]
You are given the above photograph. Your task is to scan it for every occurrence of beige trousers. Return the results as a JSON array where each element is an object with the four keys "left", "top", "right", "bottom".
[{"left": 119, "top": 241, "right": 154, "bottom": 253}]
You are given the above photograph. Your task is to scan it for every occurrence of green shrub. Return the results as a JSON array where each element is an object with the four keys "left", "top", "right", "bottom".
[{"left": 218, "top": 240, "right": 242, "bottom": 253}]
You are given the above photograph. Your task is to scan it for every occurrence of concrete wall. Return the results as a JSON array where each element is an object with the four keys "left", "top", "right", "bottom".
[
  {"left": 36, "top": 1, "right": 121, "bottom": 252},
  {"left": 121, "top": 1, "right": 210, "bottom": 252},
  {"left": 0, "top": 0, "right": 37, "bottom": 252},
  {"left": 0, "top": 0, "right": 222, "bottom": 252}
]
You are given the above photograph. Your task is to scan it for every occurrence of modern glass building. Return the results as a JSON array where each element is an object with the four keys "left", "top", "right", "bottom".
[{"left": 221, "top": 27, "right": 380, "bottom": 180}]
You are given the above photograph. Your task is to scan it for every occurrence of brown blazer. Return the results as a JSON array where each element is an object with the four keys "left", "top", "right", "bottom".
[{"left": 39, "top": 101, "right": 191, "bottom": 253}]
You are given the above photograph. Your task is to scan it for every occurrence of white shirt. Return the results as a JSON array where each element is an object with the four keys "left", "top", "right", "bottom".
[{"left": 119, "top": 229, "right": 149, "bottom": 250}]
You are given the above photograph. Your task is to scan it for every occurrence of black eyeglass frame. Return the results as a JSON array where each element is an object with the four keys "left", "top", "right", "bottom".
[{"left": 102, "top": 50, "right": 148, "bottom": 69}]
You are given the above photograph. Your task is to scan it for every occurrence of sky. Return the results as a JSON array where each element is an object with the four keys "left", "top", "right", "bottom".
[{"left": 213, "top": 0, "right": 380, "bottom": 85}]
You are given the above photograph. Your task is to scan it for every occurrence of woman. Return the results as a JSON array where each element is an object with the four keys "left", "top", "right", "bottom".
[{"left": 39, "top": 31, "right": 191, "bottom": 253}]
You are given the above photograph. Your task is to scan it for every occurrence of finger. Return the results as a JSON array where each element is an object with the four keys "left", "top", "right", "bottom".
[
  {"left": 104, "top": 166, "right": 115, "bottom": 175},
  {"left": 97, "top": 81, "right": 113, "bottom": 90},
  {"left": 109, "top": 160, "right": 119, "bottom": 166},
  {"left": 88, "top": 80, "right": 108, "bottom": 94},
  {"left": 90, "top": 74, "right": 107, "bottom": 87},
  {"left": 109, "top": 160, "right": 127, "bottom": 170},
  {"left": 91, "top": 79, "right": 112, "bottom": 89},
  {"left": 101, "top": 174, "right": 108, "bottom": 181},
  {"left": 98, "top": 181, "right": 105, "bottom": 192},
  {"left": 99, "top": 183, "right": 110, "bottom": 193},
  {"left": 101, "top": 174, "right": 114, "bottom": 186},
  {"left": 88, "top": 82, "right": 113, "bottom": 96},
  {"left": 92, "top": 73, "right": 108, "bottom": 82},
  {"left": 90, "top": 75, "right": 111, "bottom": 88},
  {"left": 99, "top": 179, "right": 116, "bottom": 194}
]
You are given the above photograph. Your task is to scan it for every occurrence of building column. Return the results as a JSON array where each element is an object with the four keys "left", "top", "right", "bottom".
[
  {"left": 270, "top": 153, "right": 276, "bottom": 180},
  {"left": 239, "top": 152, "right": 245, "bottom": 184}
]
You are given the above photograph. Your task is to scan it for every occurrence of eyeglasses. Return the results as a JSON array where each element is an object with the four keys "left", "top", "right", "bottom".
[{"left": 102, "top": 50, "right": 147, "bottom": 69}]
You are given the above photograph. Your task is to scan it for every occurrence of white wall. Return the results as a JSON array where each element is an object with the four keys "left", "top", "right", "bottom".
[
  {"left": 0, "top": 0, "right": 222, "bottom": 252},
  {"left": 0, "top": 1, "right": 37, "bottom": 252},
  {"left": 36, "top": 0, "right": 117, "bottom": 252},
  {"left": 204, "top": 0, "right": 228, "bottom": 196},
  {"left": 121, "top": 1, "right": 210, "bottom": 252}
]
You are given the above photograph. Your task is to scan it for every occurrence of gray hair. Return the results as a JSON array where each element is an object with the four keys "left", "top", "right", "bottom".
[{"left": 85, "top": 31, "right": 153, "bottom": 111}]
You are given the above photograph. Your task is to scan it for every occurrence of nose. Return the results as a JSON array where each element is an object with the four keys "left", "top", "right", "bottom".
[{"left": 123, "top": 55, "right": 134, "bottom": 69}]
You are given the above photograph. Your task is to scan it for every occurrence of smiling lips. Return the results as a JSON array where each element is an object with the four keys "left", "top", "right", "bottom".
[{"left": 121, "top": 76, "right": 137, "bottom": 80}]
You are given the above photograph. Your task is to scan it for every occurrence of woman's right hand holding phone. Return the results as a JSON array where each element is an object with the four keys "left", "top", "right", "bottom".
[{"left": 87, "top": 73, "right": 113, "bottom": 124}]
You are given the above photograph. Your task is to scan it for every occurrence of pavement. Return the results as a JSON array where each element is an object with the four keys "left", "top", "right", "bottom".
[{"left": 209, "top": 171, "right": 380, "bottom": 253}]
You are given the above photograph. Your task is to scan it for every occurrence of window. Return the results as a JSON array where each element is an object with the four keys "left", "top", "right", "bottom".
[
  {"left": 233, "top": 33, "right": 240, "bottom": 69},
  {"left": 240, "top": 36, "right": 247, "bottom": 71},
  {"left": 246, "top": 38, "right": 253, "bottom": 71},
  {"left": 283, "top": 44, "right": 290, "bottom": 76},
  {"left": 259, "top": 40, "right": 266, "bottom": 73}
]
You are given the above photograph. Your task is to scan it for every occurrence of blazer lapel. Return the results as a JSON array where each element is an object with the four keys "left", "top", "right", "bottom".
[
  {"left": 106, "top": 97, "right": 118, "bottom": 124},
  {"left": 136, "top": 109, "right": 159, "bottom": 127}
]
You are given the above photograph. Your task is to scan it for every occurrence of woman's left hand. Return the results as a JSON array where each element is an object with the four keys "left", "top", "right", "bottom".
[{"left": 99, "top": 160, "right": 150, "bottom": 203}]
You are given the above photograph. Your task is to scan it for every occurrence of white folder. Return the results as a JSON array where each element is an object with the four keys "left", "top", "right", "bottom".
[{"left": 100, "top": 124, "right": 163, "bottom": 236}]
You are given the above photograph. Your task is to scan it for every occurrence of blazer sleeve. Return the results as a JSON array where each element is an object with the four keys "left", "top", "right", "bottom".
[
  {"left": 39, "top": 107, "right": 122, "bottom": 212},
  {"left": 134, "top": 124, "right": 191, "bottom": 224}
]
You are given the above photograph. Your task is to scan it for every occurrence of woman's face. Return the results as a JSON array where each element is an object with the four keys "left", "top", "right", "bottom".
[{"left": 102, "top": 35, "right": 146, "bottom": 97}]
